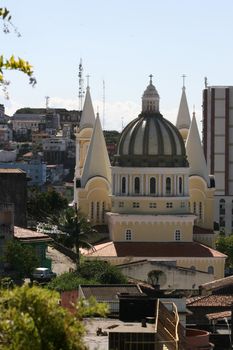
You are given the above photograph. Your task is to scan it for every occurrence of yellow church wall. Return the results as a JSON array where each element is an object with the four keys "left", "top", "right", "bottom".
[
  {"left": 111, "top": 196, "right": 189, "bottom": 215},
  {"left": 78, "top": 177, "right": 111, "bottom": 226},
  {"left": 177, "top": 257, "right": 225, "bottom": 280},
  {"left": 108, "top": 219, "right": 193, "bottom": 242},
  {"left": 189, "top": 176, "right": 215, "bottom": 230}
]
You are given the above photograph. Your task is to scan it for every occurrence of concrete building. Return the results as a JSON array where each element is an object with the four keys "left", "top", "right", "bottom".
[
  {"left": 202, "top": 86, "right": 233, "bottom": 234},
  {"left": 0, "top": 169, "right": 27, "bottom": 227}
]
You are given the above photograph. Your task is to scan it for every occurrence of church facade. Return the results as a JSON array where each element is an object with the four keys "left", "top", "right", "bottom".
[{"left": 74, "top": 77, "right": 226, "bottom": 284}]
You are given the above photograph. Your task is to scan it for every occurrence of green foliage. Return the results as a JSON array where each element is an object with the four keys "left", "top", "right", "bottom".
[
  {"left": 4, "top": 241, "right": 39, "bottom": 279},
  {"left": 0, "top": 7, "right": 36, "bottom": 95},
  {"left": 27, "top": 189, "right": 68, "bottom": 223},
  {"left": 76, "top": 296, "right": 108, "bottom": 319},
  {"left": 47, "top": 272, "right": 97, "bottom": 292},
  {"left": 48, "top": 260, "right": 127, "bottom": 291},
  {"left": 0, "top": 285, "right": 87, "bottom": 349},
  {"left": 216, "top": 234, "right": 233, "bottom": 267}
]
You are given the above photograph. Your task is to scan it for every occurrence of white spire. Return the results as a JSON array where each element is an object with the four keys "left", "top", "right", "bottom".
[
  {"left": 186, "top": 113, "right": 209, "bottom": 184},
  {"left": 79, "top": 86, "right": 95, "bottom": 130},
  {"left": 81, "top": 114, "right": 111, "bottom": 187},
  {"left": 176, "top": 87, "right": 191, "bottom": 131}
]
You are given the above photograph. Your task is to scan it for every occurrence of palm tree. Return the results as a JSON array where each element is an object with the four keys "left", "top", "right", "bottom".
[{"left": 48, "top": 207, "right": 95, "bottom": 268}]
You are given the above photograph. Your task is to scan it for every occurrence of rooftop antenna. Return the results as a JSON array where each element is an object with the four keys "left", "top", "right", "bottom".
[
  {"left": 103, "top": 80, "right": 105, "bottom": 130},
  {"left": 204, "top": 77, "right": 208, "bottom": 88},
  {"left": 181, "top": 74, "right": 186, "bottom": 89},
  {"left": 45, "top": 96, "right": 50, "bottom": 110},
  {"left": 78, "top": 58, "right": 84, "bottom": 110}
]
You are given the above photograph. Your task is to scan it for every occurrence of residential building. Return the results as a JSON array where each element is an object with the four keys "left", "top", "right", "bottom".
[{"left": 203, "top": 85, "right": 233, "bottom": 234}]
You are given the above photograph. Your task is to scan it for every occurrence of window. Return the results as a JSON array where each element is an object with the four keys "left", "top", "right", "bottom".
[
  {"left": 119, "top": 202, "right": 124, "bottom": 208},
  {"left": 91, "top": 202, "right": 94, "bottom": 220},
  {"left": 150, "top": 177, "right": 156, "bottom": 195},
  {"left": 208, "top": 266, "right": 214, "bottom": 274},
  {"left": 219, "top": 199, "right": 225, "bottom": 215},
  {"left": 166, "top": 177, "right": 171, "bottom": 195},
  {"left": 121, "top": 177, "right": 126, "bottom": 194},
  {"left": 125, "top": 229, "right": 132, "bottom": 241},
  {"left": 190, "top": 266, "right": 196, "bottom": 271},
  {"left": 180, "top": 201, "right": 185, "bottom": 208},
  {"left": 166, "top": 202, "right": 173, "bottom": 208},
  {"left": 96, "top": 202, "right": 100, "bottom": 221},
  {"left": 102, "top": 202, "right": 105, "bottom": 223},
  {"left": 133, "top": 202, "right": 140, "bottom": 208},
  {"left": 199, "top": 202, "right": 203, "bottom": 220},
  {"left": 175, "top": 229, "right": 181, "bottom": 241},
  {"left": 193, "top": 202, "right": 197, "bottom": 214},
  {"left": 179, "top": 177, "right": 183, "bottom": 194},
  {"left": 134, "top": 177, "right": 140, "bottom": 194},
  {"left": 149, "top": 203, "right": 157, "bottom": 208}
]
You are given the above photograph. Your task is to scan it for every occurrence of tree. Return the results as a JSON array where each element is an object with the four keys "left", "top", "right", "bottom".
[
  {"left": 0, "top": 285, "right": 107, "bottom": 349},
  {"left": 27, "top": 189, "right": 68, "bottom": 224},
  {"left": 4, "top": 241, "right": 39, "bottom": 279},
  {"left": 216, "top": 234, "right": 233, "bottom": 267},
  {"left": 0, "top": 7, "right": 36, "bottom": 97},
  {"left": 40, "top": 207, "right": 96, "bottom": 268},
  {"left": 47, "top": 260, "right": 128, "bottom": 292}
]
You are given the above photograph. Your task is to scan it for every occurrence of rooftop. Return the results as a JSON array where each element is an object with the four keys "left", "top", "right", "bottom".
[
  {"left": 14, "top": 226, "right": 52, "bottom": 243},
  {"left": 84, "top": 241, "right": 226, "bottom": 259}
]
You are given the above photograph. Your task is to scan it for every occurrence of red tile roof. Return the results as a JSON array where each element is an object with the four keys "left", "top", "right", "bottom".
[
  {"left": 84, "top": 241, "right": 226, "bottom": 258},
  {"left": 187, "top": 295, "right": 233, "bottom": 307},
  {"left": 14, "top": 226, "right": 52, "bottom": 242}
]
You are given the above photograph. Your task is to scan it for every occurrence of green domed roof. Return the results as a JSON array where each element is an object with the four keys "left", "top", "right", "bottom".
[{"left": 113, "top": 77, "right": 188, "bottom": 168}]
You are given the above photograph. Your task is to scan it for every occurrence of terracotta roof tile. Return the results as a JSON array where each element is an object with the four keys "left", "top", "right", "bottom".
[
  {"left": 14, "top": 226, "right": 52, "bottom": 242},
  {"left": 187, "top": 295, "right": 233, "bottom": 307},
  {"left": 84, "top": 241, "right": 226, "bottom": 258}
]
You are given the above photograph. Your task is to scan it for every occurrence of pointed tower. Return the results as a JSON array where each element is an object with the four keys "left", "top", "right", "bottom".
[
  {"left": 74, "top": 85, "right": 96, "bottom": 205},
  {"left": 81, "top": 114, "right": 111, "bottom": 187},
  {"left": 79, "top": 86, "right": 96, "bottom": 130},
  {"left": 176, "top": 85, "right": 191, "bottom": 142},
  {"left": 186, "top": 113, "right": 215, "bottom": 233},
  {"left": 76, "top": 114, "right": 111, "bottom": 225},
  {"left": 186, "top": 113, "right": 209, "bottom": 184},
  {"left": 74, "top": 86, "right": 96, "bottom": 179}
]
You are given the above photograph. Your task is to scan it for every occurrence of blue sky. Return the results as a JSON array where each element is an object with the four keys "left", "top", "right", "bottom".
[{"left": 1, "top": 0, "right": 233, "bottom": 130}]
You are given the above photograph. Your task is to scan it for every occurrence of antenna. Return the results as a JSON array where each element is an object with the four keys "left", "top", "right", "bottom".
[
  {"left": 45, "top": 96, "right": 50, "bottom": 110},
  {"left": 78, "top": 58, "right": 84, "bottom": 110},
  {"left": 103, "top": 80, "right": 105, "bottom": 130},
  {"left": 181, "top": 74, "right": 186, "bottom": 88},
  {"left": 121, "top": 116, "right": 124, "bottom": 130},
  {"left": 204, "top": 77, "right": 208, "bottom": 88}
]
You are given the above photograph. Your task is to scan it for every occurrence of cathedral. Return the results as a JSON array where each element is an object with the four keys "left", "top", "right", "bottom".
[{"left": 74, "top": 76, "right": 226, "bottom": 287}]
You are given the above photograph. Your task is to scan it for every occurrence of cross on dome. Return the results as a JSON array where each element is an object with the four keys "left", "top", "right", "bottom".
[{"left": 142, "top": 74, "right": 160, "bottom": 113}]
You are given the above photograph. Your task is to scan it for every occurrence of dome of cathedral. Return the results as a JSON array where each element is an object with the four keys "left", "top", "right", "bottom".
[{"left": 114, "top": 76, "right": 188, "bottom": 167}]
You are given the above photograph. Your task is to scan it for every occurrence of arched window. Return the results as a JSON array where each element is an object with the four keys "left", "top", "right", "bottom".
[
  {"left": 150, "top": 177, "right": 156, "bottom": 195},
  {"left": 174, "top": 229, "right": 181, "bottom": 241},
  {"left": 199, "top": 202, "right": 203, "bottom": 220},
  {"left": 134, "top": 177, "right": 140, "bottom": 194},
  {"left": 208, "top": 266, "right": 214, "bottom": 274},
  {"left": 125, "top": 229, "right": 132, "bottom": 241},
  {"left": 121, "top": 177, "right": 126, "bottom": 194},
  {"left": 166, "top": 177, "right": 171, "bottom": 195},
  {"left": 179, "top": 177, "right": 182, "bottom": 194},
  {"left": 193, "top": 202, "right": 197, "bottom": 214}
]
